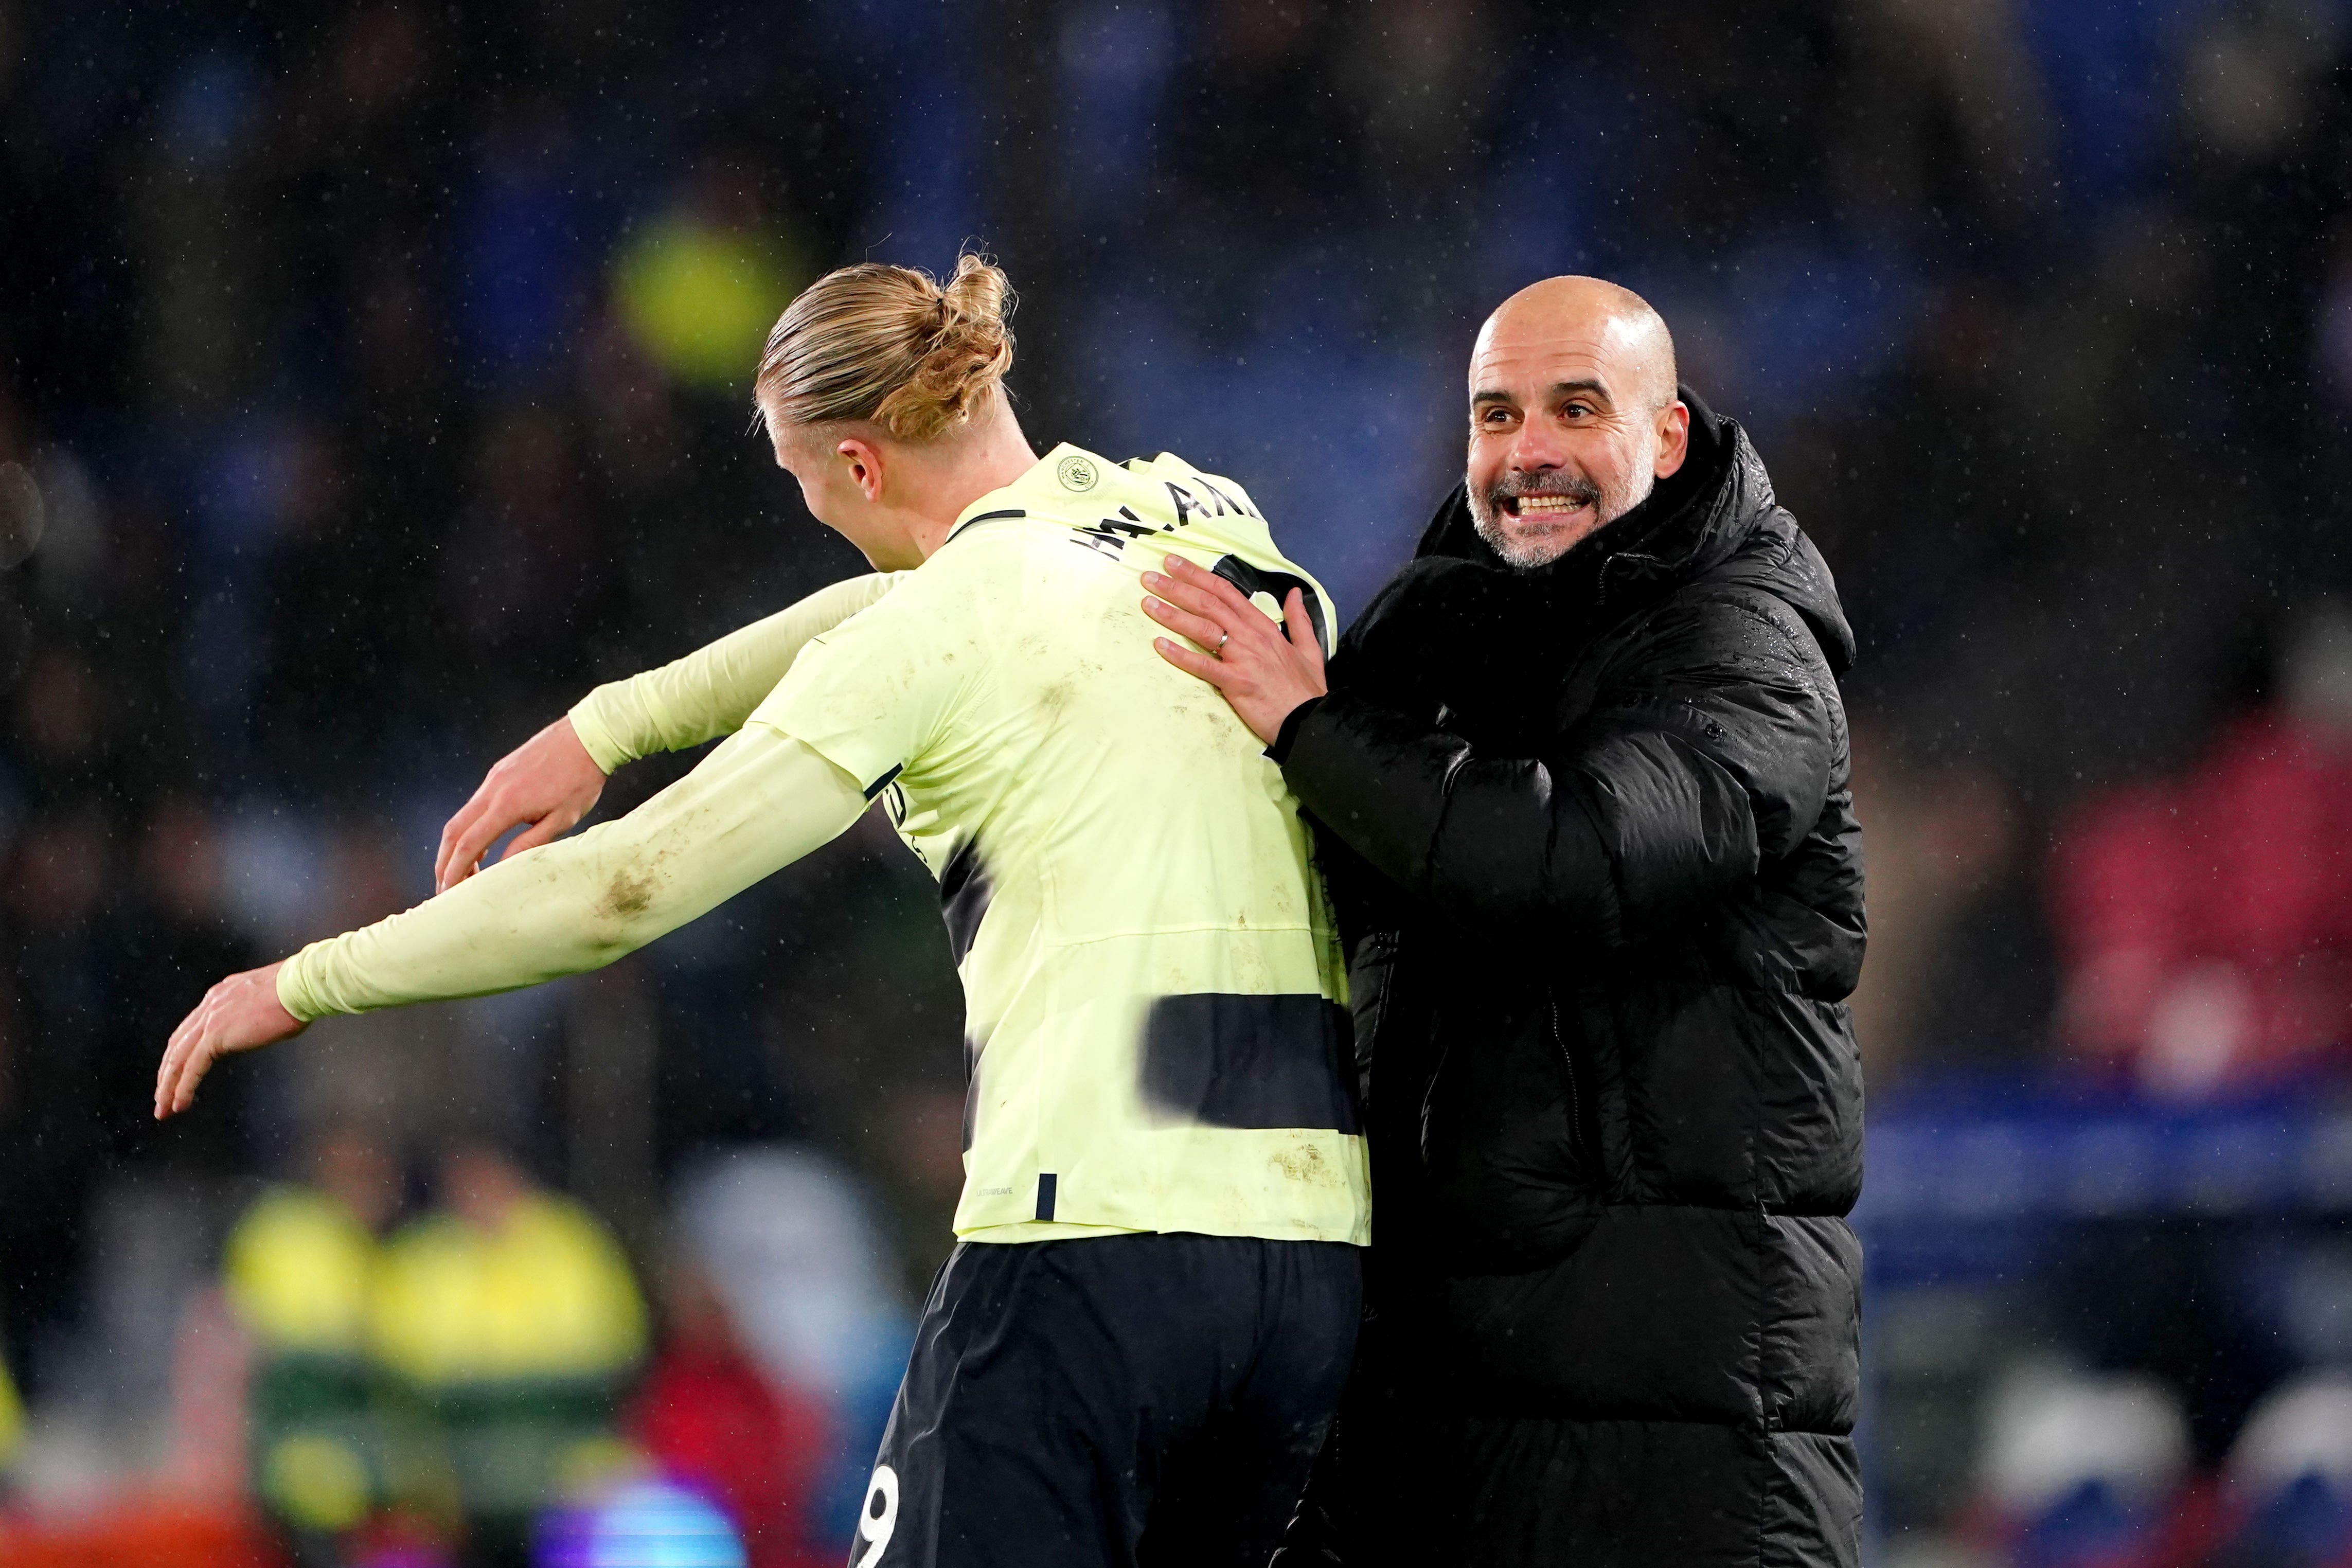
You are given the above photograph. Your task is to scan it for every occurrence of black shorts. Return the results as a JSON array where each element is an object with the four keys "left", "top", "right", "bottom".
[{"left": 849, "top": 1232, "right": 1362, "bottom": 1568}]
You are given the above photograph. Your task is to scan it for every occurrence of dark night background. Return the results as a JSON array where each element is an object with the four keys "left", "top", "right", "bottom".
[{"left": 2, "top": 3, "right": 2351, "bottom": 1565}]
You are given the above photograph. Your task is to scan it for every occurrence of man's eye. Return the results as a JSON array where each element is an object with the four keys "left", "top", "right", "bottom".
[{"left": 1563, "top": 403, "right": 1591, "bottom": 418}]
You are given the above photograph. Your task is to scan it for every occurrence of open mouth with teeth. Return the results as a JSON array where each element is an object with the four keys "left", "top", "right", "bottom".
[{"left": 1503, "top": 493, "right": 1595, "bottom": 519}]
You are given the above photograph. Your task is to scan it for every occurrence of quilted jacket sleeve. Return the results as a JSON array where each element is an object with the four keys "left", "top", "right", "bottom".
[{"left": 1280, "top": 583, "right": 1838, "bottom": 948}]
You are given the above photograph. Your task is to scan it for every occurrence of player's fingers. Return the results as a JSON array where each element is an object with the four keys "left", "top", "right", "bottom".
[
  {"left": 163, "top": 1034, "right": 197, "bottom": 1116},
  {"left": 497, "top": 809, "right": 578, "bottom": 863},
  {"left": 1141, "top": 595, "right": 1228, "bottom": 652},
  {"left": 1152, "top": 555, "right": 1251, "bottom": 616},
  {"left": 1281, "top": 589, "right": 1324, "bottom": 668},
  {"left": 154, "top": 1030, "right": 185, "bottom": 1118},
  {"left": 439, "top": 801, "right": 516, "bottom": 894},
  {"left": 435, "top": 794, "right": 493, "bottom": 890},
  {"left": 1139, "top": 568, "right": 1238, "bottom": 630},
  {"left": 1162, "top": 555, "right": 1259, "bottom": 618},
  {"left": 170, "top": 1034, "right": 212, "bottom": 1116},
  {"left": 1154, "top": 637, "right": 1237, "bottom": 689},
  {"left": 155, "top": 1001, "right": 207, "bottom": 1118}
]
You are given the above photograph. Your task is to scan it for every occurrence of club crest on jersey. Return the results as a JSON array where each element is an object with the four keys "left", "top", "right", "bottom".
[{"left": 1056, "top": 454, "right": 1100, "bottom": 492}]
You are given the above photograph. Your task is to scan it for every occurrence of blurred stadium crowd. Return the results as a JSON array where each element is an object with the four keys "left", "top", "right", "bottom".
[{"left": 2, "top": 1, "right": 2351, "bottom": 1564}]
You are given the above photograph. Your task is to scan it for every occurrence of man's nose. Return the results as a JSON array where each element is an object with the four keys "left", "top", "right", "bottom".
[{"left": 1510, "top": 421, "right": 1570, "bottom": 472}]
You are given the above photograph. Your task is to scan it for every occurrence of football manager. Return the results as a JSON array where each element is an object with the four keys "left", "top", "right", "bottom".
[{"left": 1143, "top": 275, "right": 1865, "bottom": 1564}]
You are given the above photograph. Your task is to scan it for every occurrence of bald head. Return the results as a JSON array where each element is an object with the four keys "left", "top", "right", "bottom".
[
  {"left": 1475, "top": 276, "right": 1678, "bottom": 413},
  {"left": 1464, "top": 275, "right": 1690, "bottom": 569}
]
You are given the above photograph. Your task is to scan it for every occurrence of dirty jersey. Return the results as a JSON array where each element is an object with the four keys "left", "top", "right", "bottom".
[{"left": 757, "top": 447, "right": 1367, "bottom": 1243}]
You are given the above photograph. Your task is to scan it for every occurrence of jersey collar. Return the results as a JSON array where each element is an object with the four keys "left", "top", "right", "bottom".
[{"left": 946, "top": 443, "right": 1121, "bottom": 542}]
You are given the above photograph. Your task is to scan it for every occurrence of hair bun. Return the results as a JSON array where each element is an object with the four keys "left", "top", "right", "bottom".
[
  {"left": 875, "top": 254, "right": 1015, "bottom": 440},
  {"left": 756, "top": 251, "right": 1018, "bottom": 441}
]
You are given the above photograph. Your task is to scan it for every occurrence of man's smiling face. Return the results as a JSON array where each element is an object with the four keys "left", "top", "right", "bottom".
[{"left": 1465, "top": 277, "right": 1689, "bottom": 570}]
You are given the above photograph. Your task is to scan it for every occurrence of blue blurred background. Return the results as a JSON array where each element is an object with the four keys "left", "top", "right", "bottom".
[{"left": 2, "top": 2, "right": 2351, "bottom": 1565}]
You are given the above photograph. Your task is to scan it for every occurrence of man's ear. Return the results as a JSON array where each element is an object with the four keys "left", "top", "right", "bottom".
[
  {"left": 1653, "top": 401, "right": 1691, "bottom": 480},
  {"left": 835, "top": 435, "right": 887, "bottom": 502}
]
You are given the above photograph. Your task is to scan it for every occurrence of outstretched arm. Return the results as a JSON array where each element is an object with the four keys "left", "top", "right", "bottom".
[
  {"left": 435, "top": 572, "right": 903, "bottom": 892},
  {"left": 157, "top": 723, "right": 868, "bottom": 1118},
  {"left": 567, "top": 573, "right": 905, "bottom": 770}
]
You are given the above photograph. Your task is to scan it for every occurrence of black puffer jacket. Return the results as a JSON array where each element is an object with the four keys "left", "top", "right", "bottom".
[{"left": 1277, "top": 393, "right": 1864, "bottom": 1565}]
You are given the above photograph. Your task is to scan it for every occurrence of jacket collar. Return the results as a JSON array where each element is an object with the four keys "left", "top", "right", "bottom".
[{"left": 1407, "top": 387, "right": 1856, "bottom": 675}]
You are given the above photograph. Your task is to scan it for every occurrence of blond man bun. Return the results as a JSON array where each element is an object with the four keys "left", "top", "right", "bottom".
[{"left": 755, "top": 253, "right": 1015, "bottom": 441}]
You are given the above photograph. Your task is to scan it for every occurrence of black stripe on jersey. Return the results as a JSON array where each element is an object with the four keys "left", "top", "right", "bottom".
[
  {"left": 1210, "top": 556, "right": 1329, "bottom": 653},
  {"left": 862, "top": 762, "right": 905, "bottom": 801},
  {"left": 1036, "top": 1172, "right": 1059, "bottom": 1222},
  {"left": 939, "top": 836, "right": 994, "bottom": 966},
  {"left": 961, "top": 1055, "right": 982, "bottom": 1152},
  {"left": 951, "top": 507, "right": 1026, "bottom": 540},
  {"left": 1138, "top": 994, "right": 1361, "bottom": 1134}
]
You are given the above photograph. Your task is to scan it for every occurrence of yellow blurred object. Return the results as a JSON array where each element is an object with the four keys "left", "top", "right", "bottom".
[
  {"left": 223, "top": 1186, "right": 380, "bottom": 1354},
  {"left": 553, "top": 1433, "right": 642, "bottom": 1500},
  {"left": 613, "top": 213, "right": 801, "bottom": 389},
  {"left": 262, "top": 1431, "right": 372, "bottom": 1531},
  {"left": 0, "top": 1341, "right": 24, "bottom": 1470},
  {"left": 368, "top": 1192, "right": 647, "bottom": 1387}
]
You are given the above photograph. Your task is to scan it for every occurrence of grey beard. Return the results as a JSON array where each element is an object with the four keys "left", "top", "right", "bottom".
[
  {"left": 1468, "top": 483, "right": 1645, "bottom": 571},
  {"left": 1471, "top": 508, "right": 1574, "bottom": 570}
]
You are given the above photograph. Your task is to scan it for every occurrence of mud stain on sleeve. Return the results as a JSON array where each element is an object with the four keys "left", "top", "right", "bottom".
[{"left": 602, "top": 867, "right": 658, "bottom": 922}]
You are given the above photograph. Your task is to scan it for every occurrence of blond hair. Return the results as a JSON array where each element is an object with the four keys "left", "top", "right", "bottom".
[{"left": 753, "top": 253, "right": 1015, "bottom": 441}]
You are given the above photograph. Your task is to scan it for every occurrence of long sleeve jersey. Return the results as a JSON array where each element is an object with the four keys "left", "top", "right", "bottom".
[
  {"left": 277, "top": 446, "right": 1368, "bottom": 1246},
  {"left": 564, "top": 572, "right": 904, "bottom": 771}
]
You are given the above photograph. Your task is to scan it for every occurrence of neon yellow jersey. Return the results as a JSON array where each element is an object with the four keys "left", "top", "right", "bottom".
[
  {"left": 757, "top": 446, "right": 1368, "bottom": 1245},
  {"left": 223, "top": 1187, "right": 380, "bottom": 1356},
  {"left": 367, "top": 1193, "right": 646, "bottom": 1387},
  {"left": 0, "top": 1338, "right": 22, "bottom": 1472}
]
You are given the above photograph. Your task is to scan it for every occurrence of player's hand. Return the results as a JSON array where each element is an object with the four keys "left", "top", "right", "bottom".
[
  {"left": 435, "top": 716, "right": 607, "bottom": 893},
  {"left": 1142, "top": 555, "right": 1327, "bottom": 745},
  {"left": 155, "top": 961, "right": 306, "bottom": 1119}
]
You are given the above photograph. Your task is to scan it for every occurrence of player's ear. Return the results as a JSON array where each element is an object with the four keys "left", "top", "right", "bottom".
[{"left": 835, "top": 436, "right": 886, "bottom": 502}]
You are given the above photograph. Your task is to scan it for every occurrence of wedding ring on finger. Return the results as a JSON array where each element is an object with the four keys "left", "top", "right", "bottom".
[{"left": 1215, "top": 631, "right": 1230, "bottom": 654}]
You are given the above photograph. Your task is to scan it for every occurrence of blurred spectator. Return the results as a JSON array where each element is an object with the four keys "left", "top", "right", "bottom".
[
  {"left": 439, "top": 406, "right": 620, "bottom": 739},
  {"left": 368, "top": 1142, "right": 645, "bottom": 1568},
  {"left": 13, "top": 647, "right": 108, "bottom": 799},
  {"left": 0, "top": 1334, "right": 22, "bottom": 1482},
  {"left": 1849, "top": 725, "right": 2035, "bottom": 1073},
  {"left": 612, "top": 163, "right": 806, "bottom": 394},
  {"left": 452, "top": 103, "right": 609, "bottom": 387},
  {"left": 1829, "top": 0, "right": 2055, "bottom": 255},
  {"left": 538, "top": 1476, "right": 747, "bottom": 1568},
  {"left": 222, "top": 1121, "right": 402, "bottom": 1556},
  {"left": 274, "top": 827, "right": 502, "bottom": 1160},
  {"left": 134, "top": 50, "right": 267, "bottom": 423},
  {"left": 2050, "top": 600, "right": 2352, "bottom": 1096},
  {"left": 669, "top": 1148, "right": 910, "bottom": 1537},
  {"left": 627, "top": 1259, "right": 831, "bottom": 1568},
  {"left": 1974, "top": 1365, "right": 2191, "bottom": 1566},
  {"left": 2216, "top": 1370, "right": 2352, "bottom": 1566},
  {"left": 111, "top": 801, "right": 259, "bottom": 1169}
]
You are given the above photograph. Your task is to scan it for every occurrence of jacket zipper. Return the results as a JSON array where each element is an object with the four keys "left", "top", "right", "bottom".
[
  {"left": 1547, "top": 988, "right": 1582, "bottom": 1161},
  {"left": 1399, "top": 931, "right": 1452, "bottom": 1146}
]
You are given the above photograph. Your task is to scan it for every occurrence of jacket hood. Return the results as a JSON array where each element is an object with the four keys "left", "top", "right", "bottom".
[{"left": 1412, "top": 386, "right": 1856, "bottom": 675}]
